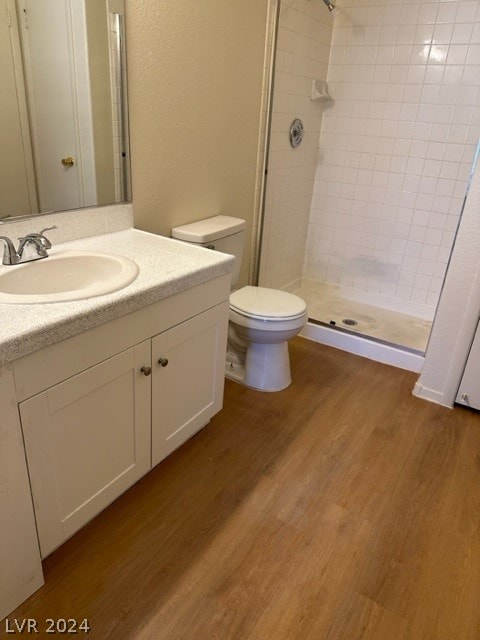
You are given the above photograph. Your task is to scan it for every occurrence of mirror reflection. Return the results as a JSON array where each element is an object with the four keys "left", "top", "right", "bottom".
[{"left": 0, "top": 0, "right": 131, "bottom": 221}]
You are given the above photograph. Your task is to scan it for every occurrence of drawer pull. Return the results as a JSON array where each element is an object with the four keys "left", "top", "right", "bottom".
[{"left": 158, "top": 357, "right": 169, "bottom": 367}]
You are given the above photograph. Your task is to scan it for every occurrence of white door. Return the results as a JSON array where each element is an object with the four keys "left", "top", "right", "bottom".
[
  {"left": 20, "top": 343, "right": 152, "bottom": 558},
  {"left": 17, "top": 0, "right": 96, "bottom": 212},
  {"left": 456, "top": 321, "right": 480, "bottom": 410},
  {"left": 152, "top": 303, "right": 229, "bottom": 466},
  {"left": 0, "top": 0, "right": 36, "bottom": 217}
]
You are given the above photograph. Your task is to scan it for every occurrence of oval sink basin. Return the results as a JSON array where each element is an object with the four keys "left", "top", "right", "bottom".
[{"left": 0, "top": 251, "right": 139, "bottom": 304}]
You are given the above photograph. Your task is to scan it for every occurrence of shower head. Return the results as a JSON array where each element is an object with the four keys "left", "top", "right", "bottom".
[{"left": 322, "top": 0, "right": 340, "bottom": 17}]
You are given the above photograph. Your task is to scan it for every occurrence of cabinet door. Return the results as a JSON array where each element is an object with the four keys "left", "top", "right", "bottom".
[
  {"left": 152, "top": 302, "right": 228, "bottom": 466},
  {"left": 20, "top": 342, "right": 151, "bottom": 558}
]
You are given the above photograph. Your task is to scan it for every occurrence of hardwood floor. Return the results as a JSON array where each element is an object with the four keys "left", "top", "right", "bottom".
[{"left": 2, "top": 338, "right": 480, "bottom": 639}]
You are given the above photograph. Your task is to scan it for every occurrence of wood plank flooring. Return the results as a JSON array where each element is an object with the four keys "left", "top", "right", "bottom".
[{"left": 2, "top": 337, "right": 480, "bottom": 639}]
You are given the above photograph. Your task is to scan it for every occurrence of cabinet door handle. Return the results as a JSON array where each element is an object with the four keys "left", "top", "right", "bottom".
[
  {"left": 158, "top": 357, "right": 169, "bottom": 367},
  {"left": 140, "top": 366, "right": 152, "bottom": 376}
]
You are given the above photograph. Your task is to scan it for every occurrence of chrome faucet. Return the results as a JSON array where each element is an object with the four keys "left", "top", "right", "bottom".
[{"left": 0, "top": 226, "right": 57, "bottom": 265}]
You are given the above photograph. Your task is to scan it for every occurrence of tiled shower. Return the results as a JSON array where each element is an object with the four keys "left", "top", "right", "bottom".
[
  {"left": 258, "top": 0, "right": 333, "bottom": 290},
  {"left": 258, "top": 0, "right": 480, "bottom": 352}
]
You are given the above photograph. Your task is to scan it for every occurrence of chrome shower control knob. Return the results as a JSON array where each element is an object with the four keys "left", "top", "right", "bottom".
[
  {"left": 140, "top": 366, "right": 152, "bottom": 376},
  {"left": 289, "top": 118, "right": 304, "bottom": 148},
  {"left": 158, "top": 357, "right": 169, "bottom": 367}
]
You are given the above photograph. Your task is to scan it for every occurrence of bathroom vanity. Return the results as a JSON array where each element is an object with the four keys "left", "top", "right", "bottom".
[{"left": 0, "top": 226, "right": 233, "bottom": 619}]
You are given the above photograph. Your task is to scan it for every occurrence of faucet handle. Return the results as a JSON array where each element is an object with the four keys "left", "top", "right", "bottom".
[
  {"left": 17, "top": 225, "right": 57, "bottom": 258},
  {"left": 18, "top": 226, "right": 57, "bottom": 250},
  {"left": 37, "top": 226, "right": 57, "bottom": 248},
  {"left": 38, "top": 225, "right": 57, "bottom": 236}
]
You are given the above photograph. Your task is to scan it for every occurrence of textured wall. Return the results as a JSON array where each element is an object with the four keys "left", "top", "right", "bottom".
[
  {"left": 415, "top": 152, "right": 480, "bottom": 406},
  {"left": 259, "top": 0, "right": 334, "bottom": 289},
  {"left": 126, "top": 0, "right": 268, "bottom": 286},
  {"left": 305, "top": 0, "right": 480, "bottom": 313}
]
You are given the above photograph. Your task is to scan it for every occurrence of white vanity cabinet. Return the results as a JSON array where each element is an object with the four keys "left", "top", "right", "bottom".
[
  {"left": 12, "top": 275, "right": 230, "bottom": 559},
  {"left": 0, "top": 223, "right": 234, "bottom": 620},
  {"left": 19, "top": 342, "right": 152, "bottom": 558}
]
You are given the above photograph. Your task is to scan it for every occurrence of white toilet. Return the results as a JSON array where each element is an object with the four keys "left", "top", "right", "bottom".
[{"left": 171, "top": 215, "right": 307, "bottom": 392}]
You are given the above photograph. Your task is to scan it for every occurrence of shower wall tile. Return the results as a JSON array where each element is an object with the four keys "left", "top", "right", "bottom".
[
  {"left": 259, "top": 0, "right": 334, "bottom": 289},
  {"left": 305, "top": 0, "right": 480, "bottom": 313}
]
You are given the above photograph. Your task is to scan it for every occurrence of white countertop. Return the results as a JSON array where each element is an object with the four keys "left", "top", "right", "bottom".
[{"left": 0, "top": 229, "right": 234, "bottom": 366}]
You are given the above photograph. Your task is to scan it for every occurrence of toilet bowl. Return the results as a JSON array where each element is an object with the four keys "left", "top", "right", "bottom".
[
  {"left": 171, "top": 216, "right": 307, "bottom": 392},
  {"left": 227, "top": 286, "right": 307, "bottom": 391}
]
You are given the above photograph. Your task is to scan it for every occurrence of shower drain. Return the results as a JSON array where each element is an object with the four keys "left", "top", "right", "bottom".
[{"left": 342, "top": 318, "right": 358, "bottom": 326}]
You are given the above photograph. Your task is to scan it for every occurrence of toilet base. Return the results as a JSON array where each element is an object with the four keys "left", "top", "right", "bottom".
[{"left": 225, "top": 341, "right": 292, "bottom": 392}]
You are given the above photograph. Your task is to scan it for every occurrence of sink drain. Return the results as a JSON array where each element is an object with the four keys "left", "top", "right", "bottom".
[{"left": 342, "top": 318, "right": 358, "bottom": 326}]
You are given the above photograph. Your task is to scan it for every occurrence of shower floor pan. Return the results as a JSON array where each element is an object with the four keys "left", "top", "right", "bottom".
[{"left": 288, "top": 278, "right": 432, "bottom": 354}]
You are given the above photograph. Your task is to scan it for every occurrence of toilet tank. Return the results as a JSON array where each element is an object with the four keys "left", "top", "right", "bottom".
[{"left": 171, "top": 216, "right": 246, "bottom": 287}]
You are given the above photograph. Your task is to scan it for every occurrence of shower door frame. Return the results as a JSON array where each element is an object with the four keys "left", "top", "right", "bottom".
[{"left": 251, "top": 0, "right": 281, "bottom": 286}]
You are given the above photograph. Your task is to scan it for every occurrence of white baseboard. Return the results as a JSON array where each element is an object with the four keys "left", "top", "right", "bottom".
[
  {"left": 301, "top": 321, "right": 425, "bottom": 373},
  {"left": 412, "top": 381, "right": 452, "bottom": 407}
]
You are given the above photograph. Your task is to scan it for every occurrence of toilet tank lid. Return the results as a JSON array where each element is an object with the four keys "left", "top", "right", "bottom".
[{"left": 171, "top": 215, "right": 246, "bottom": 243}]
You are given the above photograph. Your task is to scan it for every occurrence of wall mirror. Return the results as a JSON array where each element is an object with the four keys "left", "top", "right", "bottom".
[{"left": 0, "top": 0, "right": 131, "bottom": 222}]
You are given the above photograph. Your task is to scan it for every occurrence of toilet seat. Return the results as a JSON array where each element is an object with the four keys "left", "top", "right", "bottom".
[
  {"left": 229, "top": 307, "right": 306, "bottom": 332},
  {"left": 229, "top": 286, "right": 306, "bottom": 322}
]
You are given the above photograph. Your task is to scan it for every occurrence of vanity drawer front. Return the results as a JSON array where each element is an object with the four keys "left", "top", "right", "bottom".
[{"left": 19, "top": 341, "right": 152, "bottom": 558}]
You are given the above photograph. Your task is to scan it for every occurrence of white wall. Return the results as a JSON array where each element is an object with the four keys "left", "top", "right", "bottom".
[
  {"left": 305, "top": 0, "right": 480, "bottom": 314},
  {"left": 127, "top": 0, "right": 268, "bottom": 288},
  {"left": 414, "top": 151, "right": 480, "bottom": 407},
  {"left": 259, "top": 0, "right": 333, "bottom": 289}
]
